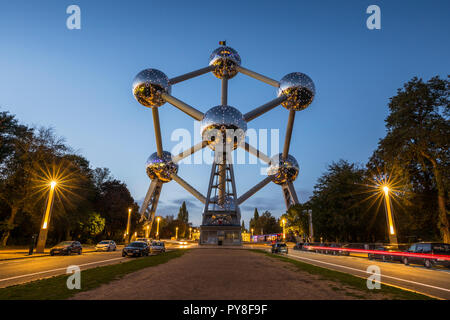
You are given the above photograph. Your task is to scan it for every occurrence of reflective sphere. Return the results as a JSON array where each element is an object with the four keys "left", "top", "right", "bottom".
[
  {"left": 277, "top": 72, "right": 315, "bottom": 111},
  {"left": 201, "top": 105, "right": 247, "bottom": 150},
  {"left": 267, "top": 153, "right": 299, "bottom": 185},
  {"left": 209, "top": 46, "right": 241, "bottom": 79},
  {"left": 133, "top": 69, "right": 171, "bottom": 108},
  {"left": 145, "top": 151, "right": 178, "bottom": 183}
]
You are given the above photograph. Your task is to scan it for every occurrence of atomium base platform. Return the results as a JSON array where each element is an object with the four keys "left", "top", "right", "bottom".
[{"left": 199, "top": 225, "right": 241, "bottom": 246}]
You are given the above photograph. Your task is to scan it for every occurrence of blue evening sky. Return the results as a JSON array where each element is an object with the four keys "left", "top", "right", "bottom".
[{"left": 1, "top": 1, "right": 449, "bottom": 226}]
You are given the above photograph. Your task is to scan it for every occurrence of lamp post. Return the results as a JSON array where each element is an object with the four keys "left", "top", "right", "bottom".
[
  {"left": 175, "top": 226, "right": 179, "bottom": 240},
  {"left": 156, "top": 216, "right": 161, "bottom": 239},
  {"left": 282, "top": 218, "right": 286, "bottom": 241},
  {"left": 36, "top": 181, "right": 57, "bottom": 253},
  {"left": 382, "top": 186, "right": 398, "bottom": 246},
  {"left": 126, "top": 208, "right": 132, "bottom": 243},
  {"left": 189, "top": 227, "right": 192, "bottom": 240}
]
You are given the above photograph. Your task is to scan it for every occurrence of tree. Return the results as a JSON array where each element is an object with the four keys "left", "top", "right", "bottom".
[
  {"left": 371, "top": 76, "right": 450, "bottom": 242},
  {"left": 308, "top": 160, "right": 377, "bottom": 242},
  {"left": 176, "top": 201, "right": 189, "bottom": 238},
  {"left": 249, "top": 210, "right": 281, "bottom": 235},
  {"left": 283, "top": 203, "right": 310, "bottom": 238},
  {"left": 241, "top": 220, "right": 246, "bottom": 232}
]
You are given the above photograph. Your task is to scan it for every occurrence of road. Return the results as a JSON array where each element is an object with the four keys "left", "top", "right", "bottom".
[
  {"left": 0, "top": 241, "right": 194, "bottom": 289},
  {"left": 1, "top": 242, "right": 449, "bottom": 299},
  {"left": 280, "top": 248, "right": 450, "bottom": 299}
]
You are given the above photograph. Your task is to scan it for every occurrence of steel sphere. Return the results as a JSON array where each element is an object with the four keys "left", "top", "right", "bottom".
[
  {"left": 209, "top": 46, "right": 241, "bottom": 79},
  {"left": 267, "top": 153, "right": 299, "bottom": 185},
  {"left": 277, "top": 72, "right": 315, "bottom": 111},
  {"left": 145, "top": 151, "right": 178, "bottom": 183},
  {"left": 201, "top": 105, "right": 247, "bottom": 150},
  {"left": 132, "top": 69, "right": 171, "bottom": 108}
]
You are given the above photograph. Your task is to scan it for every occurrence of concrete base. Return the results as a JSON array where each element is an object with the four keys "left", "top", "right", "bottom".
[{"left": 200, "top": 225, "right": 241, "bottom": 246}]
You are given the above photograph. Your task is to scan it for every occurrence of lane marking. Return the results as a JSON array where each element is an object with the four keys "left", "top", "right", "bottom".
[
  {"left": 0, "top": 257, "right": 124, "bottom": 283},
  {"left": 285, "top": 252, "right": 450, "bottom": 293}
]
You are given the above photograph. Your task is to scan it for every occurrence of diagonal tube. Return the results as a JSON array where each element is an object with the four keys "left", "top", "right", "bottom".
[
  {"left": 244, "top": 95, "right": 287, "bottom": 122},
  {"left": 172, "top": 141, "right": 208, "bottom": 163},
  {"left": 169, "top": 65, "right": 214, "bottom": 85},
  {"left": 152, "top": 108, "right": 164, "bottom": 157},
  {"left": 282, "top": 110, "right": 296, "bottom": 159},
  {"left": 237, "top": 175, "right": 273, "bottom": 205},
  {"left": 139, "top": 179, "right": 159, "bottom": 221},
  {"left": 240, "top": 142, "right": 271, "bottom": 164},
  {"left": 171, "top": 173, "right": 207, "bottom": 204},
  {"left": 236, "top": 65, "right": 279, "bottom": 87},
  {"left": 161, "top": 92, "right": 204, "bottom": 121}
]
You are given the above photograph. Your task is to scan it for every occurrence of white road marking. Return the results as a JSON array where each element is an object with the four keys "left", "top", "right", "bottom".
[
  {"left": 0, "top": 257, "right": 124, "bottom": 283},
  {"left": 285, "top": 252, "right": 450, "bottom": 293}
]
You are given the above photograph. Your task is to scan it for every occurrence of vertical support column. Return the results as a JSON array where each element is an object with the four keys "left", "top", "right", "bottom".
[
  {"left": 281, "top": 182, "right": 299, "bottom": 210},
  {"left": 147, "top": 182, "right": 163, "bottom": 237},
  {"left": 221, "top": 78, "right": 228, "bottom": 105},
  {"left": 217, "top": 151, "right": 226, "bottom": 206}
]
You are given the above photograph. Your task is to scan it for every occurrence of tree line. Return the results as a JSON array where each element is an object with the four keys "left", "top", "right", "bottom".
[
  {"left": 278, "top": 76, "right": 449, "bottom": 243},
  {"left": 0, "top": 111, "right": 142, "bottom": 246}
]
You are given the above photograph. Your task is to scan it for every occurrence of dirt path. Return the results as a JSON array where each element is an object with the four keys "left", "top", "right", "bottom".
[{"left": 71, "top": 248, "right": 393, "bottom": 300}]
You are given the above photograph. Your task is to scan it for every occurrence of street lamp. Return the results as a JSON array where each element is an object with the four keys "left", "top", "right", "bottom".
[
  {"left": 382, "top": 185, "right": 398, "bottom": 246},
  {"left": 36, "top": 180, "right": 57, "bottom": 253},
  {"left": 189, "top": 227, "right": 192, "bottom": 240},
  {"left": 156, "top": 216, "right": 161, "bottom": 239},
  {"left": 282, "top": 218, "right": 286, "bottom": 241},
  {"left": 175, "top": 226, "right": 179, "bottom": 240},
  {"left": 126, "top": 208, "right": 132, "bottom": 243}
]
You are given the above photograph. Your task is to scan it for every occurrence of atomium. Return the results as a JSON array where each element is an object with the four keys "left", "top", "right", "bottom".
[
  {"left": 133, "top": 43, "right": 315, "bottom": 244},
  {"left": 267, "top": 153, "right": 299, "bottom": 185},
  {"left": 201, "top": 105, "right": 247, "bottom": 150},
  {"left": 209, "top": 46, "right": 241, "bottom": 79},
  {"left": 277, "top": 72, "right": 315, "bottom": 111},
  {"left": 133, "top": 68, "right": 171, "bottom": 108},
  {"left": 145, "top": 151, "right": 178, "bottom": 183}
]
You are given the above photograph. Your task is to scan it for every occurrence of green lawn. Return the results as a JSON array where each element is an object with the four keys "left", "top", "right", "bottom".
[
  {"left": 0, "top": 250, "right": 186, "bottom": 300},
  {"left": 250, "top": 249, "right": 434, "bottom": 300}
]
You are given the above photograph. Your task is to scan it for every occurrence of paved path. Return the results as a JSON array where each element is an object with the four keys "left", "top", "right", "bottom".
[{"left": 72, "top": 248, "right": 397, "bottom": 300}]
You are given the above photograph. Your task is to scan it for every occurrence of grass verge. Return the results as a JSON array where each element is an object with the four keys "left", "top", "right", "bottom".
[
  {"left": 0, "top": 250, "right": 186, "bottom": 300},
  {"left": 250, "top": 249, "right": 433, "bottom": 300}
]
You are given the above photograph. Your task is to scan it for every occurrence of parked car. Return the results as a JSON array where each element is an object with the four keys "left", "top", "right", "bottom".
[
  {"left": 136, "top": 238, "right": 152, "bottom": 245},
  {"left": 368, "top": 245, "right": 396, "bottom": 262},
  {"left": 293, "top": 243, "right": 303, "bottom": 250},
  {"left": 325, "top": 243, "right": 343, "bottom": 255},
  {"left": 122, "top": 241, "right": 150, "bottom": 257},
  {"left": 401, "top": 242, "right": 450, "bottom": 269},
  {"left": 271, "top": 243, "right": 288, "bottom": 254},
  {"left": 95, "top": 240, "right": 116, "bottom": 252},
  {"left": 150, "top": 241, "right": 166, "bottom": 253},
  {"left": 50, "top": 241, "right": 82, "bottom": 256},
  {"left": 315, "top": 243, "right": 330, "bottom": 254}
]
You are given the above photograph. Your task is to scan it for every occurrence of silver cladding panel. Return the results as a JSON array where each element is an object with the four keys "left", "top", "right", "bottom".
[
  {"left": 277, "top": 72, "right": 315, "bottom": 111},
  {"left": 209, "top": 46, "right": 241, "bottom": 79},
  {"left": 201, "top": 105, "right": 247, "bottom": 150},
  {"left": 146, "top": 151, "right": 178, "bottom": 183},
  {"left": 267, "top": 153, "right": 299, "bottom": 185},
  {"left": 133, "top": 68, "right": 171, "bottom": 107}
]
